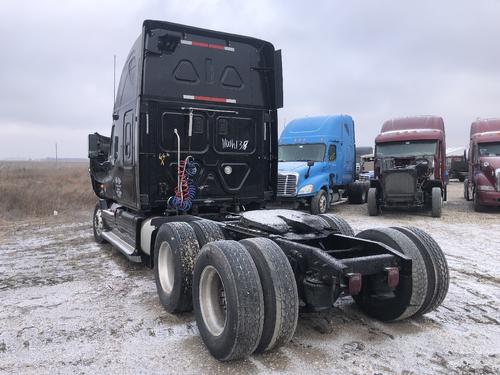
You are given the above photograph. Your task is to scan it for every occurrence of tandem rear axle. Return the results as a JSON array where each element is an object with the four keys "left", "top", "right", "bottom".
[{"left": 93, "top": 205, "right": 448, "bottom": 361}]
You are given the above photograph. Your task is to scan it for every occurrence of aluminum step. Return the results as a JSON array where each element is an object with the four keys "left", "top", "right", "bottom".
[{"left": 101, "top": 230, "right": 142, "bottom": 263}]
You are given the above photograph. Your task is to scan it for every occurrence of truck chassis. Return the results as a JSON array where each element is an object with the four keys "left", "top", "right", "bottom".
[{"left": 93, "top": 202, "right": 449, "bottom": 361}]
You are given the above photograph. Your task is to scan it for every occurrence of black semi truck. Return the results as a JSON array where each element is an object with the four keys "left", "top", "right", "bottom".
[{"left": 88, "top": 20, "right": 449, "bottom": 361}]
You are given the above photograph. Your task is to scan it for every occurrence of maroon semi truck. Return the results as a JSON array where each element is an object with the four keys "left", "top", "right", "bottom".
[
  {"left": 464, "top": 118, "right": 500, "bottom": 210},
  {"left": 368, "top": 116, "right": 447, "bottom": 217}
]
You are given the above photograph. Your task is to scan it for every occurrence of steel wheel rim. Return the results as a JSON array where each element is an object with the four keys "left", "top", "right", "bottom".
[
  {"left": 158, "top": 242, "right": 175, "bottom": 294},
  {"left": 94, "top": 209, "right": 103, "bottom": 236},
  {"left": 319, "top": 194, "right": 327, "bottom": 213},
  {"left": 199, "top": 265, "right": 227, "bottom": 336}
]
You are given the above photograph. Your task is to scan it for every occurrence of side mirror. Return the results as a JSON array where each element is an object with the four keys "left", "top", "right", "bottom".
[
  {"left": 88, "top": 133, "right": 111, "bottom": 159},
  {"left": 88, "top": 133, "right": 101, "bottom": 158},
  {"left": 305, "top": 160, "right": 314, "bottom": 179},
  {"left": 112, "top": 113, "right": 119, "bottom": 121}
]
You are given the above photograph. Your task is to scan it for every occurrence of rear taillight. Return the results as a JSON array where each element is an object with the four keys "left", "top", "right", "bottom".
[
  {"left": 347, "top": 273, "right": 362, "bottom": 295},
  {"left": 385, "top": 267, "right": 400, "bottom": 288}
]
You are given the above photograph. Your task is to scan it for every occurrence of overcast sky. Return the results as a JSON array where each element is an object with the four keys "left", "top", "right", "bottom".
[{"left": 1, "top": 0, "right": 500, "bottom": 159}]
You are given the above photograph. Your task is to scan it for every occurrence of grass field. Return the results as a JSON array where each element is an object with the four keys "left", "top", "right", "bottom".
[{"left": 0, "top": 161, "right": 95, "bottom": 220}]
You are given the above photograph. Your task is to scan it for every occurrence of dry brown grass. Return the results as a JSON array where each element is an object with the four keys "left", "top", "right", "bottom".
[{"left": 0, "top": 161, "right": 95, "bottom": 220}]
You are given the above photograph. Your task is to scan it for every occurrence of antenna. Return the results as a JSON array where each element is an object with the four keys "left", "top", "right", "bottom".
[{"left": 113, "top": 55, "right": 116, "bottom": 103}]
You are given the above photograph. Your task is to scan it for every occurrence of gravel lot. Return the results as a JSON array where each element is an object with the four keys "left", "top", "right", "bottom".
[{"left": 0, "top": 182, "right": 499, "bottom": 374}]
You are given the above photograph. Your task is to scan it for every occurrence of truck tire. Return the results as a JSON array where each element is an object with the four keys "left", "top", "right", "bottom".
[
  {"left": 391, "top": 226, "right": 449, "bottom": 315},
  {"left": 193, "top": 240, "right": 264, "bottom": 361},
  {"left": 355, "top": 228, "right": 428, "bottom": 321},
  {"left": 348, "top": 182, "right": 365, "bottom": 204},
  {"left": 473, "top": 189, "right": 484, "bottom": 212},
  {"left": 318, "top": 214, "right": 355, "bottom": 236},
  {"left": 311, "top": 189, "right": 328, "bottom": 214},
  {"left": 463, "top": 179, "right": 469, "bottom": 200},
  {"left": 431, "top": 187, "right": 442, "bottom": 218},
  {"left": 189, "top": 219, "right": 225, "bottom": 247},
  {"left": 239, "top": 238, "right": 298, "bottom": 353},
  {"left": 154, "top": 222, "right": 200, "bottom": 313},
  {"left": 367, "top": 188, "right": 379, "bottom": 216},
  {"left": 92, "top": 203, "right": 107, "bottom": 244}
]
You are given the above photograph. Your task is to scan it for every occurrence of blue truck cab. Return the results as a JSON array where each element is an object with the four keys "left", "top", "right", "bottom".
[{"left": 277, "top": 115, "right": 367, "bottom": 213}]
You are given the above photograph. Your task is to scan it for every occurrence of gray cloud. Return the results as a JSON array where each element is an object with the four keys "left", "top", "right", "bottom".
[{"left": 1, "top": 0, "right": 500, "bottom": 158}]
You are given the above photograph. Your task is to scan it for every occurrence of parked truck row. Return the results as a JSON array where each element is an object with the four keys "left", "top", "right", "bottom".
[
  {"left": 88, "top": 20, "right": 450, "bottom": 361},
  {"left": 276, "top": 113, "right": 500, "bottom": 217}
]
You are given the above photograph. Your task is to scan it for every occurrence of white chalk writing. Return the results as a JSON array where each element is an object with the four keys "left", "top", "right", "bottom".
[{"left": 221, "top": 138, "right": 249, "bottom": 151}]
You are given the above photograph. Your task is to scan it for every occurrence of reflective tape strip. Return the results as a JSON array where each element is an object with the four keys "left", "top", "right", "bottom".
[
  {"left": 180, "top": 39, "right": 234, "bottom": 52},
  {"left": 183, "top": 95, "right": 236, "bottom": 104}
]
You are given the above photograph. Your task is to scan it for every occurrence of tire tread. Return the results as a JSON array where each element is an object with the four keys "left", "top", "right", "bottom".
[
  {"left": 189, "top": 220, "right": 225, "bottom": 247},
  {"left": 240, "top": 238, "right": 298, "bottom": 353},
  {"left": 194, "top": 240, "right": 264, "bottom": 361},
  {"left": 356, "top": 227, "right": 428, "bottom": 320},
  {"left": 154, "top": 222, "right": 199, "bottom": 313},
  {"left": 318, "top": 214, "right": 355, "bottom": 236},
  {"left": 400, "top": 226, "right": 449, "bottom": 314}
]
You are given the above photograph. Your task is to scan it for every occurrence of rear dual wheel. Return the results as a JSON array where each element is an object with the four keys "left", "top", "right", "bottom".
[
  {"left": 354, "top": 227, "right": 448, "bottom": 321},
  {"left": 240, "top": 238, "right": 299, "bottom": 354},
  {"left": 193, "top": 238, "right": 298, "bottom": 361},
  {"left": 318, "top": 213, "right": 354, "bottom": 236},
  {"left": 348, "top": 181, "right": 367, "bottom": 204},
  {"left": 355, "top": 228, "right": 428, "bottom": 321},
  {"left": 392, "top": 226, "right": 449, "bottom": 315},
  {"left": 189, "top": 219, "right": 225, "bottom": 247},
  {"left": 153, "top": 219, "right": 225, "bottom": 314},
  {"left": 153, "top": 222, "right": 200, "bottom": 313}
]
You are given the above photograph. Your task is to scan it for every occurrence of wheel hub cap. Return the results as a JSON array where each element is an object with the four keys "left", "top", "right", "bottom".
[
  {"left": 199, "top": 265, "right": 227, "bottom": 336},
  {"left": 158, "top": 242, "right": 175, "bottom": 294}
]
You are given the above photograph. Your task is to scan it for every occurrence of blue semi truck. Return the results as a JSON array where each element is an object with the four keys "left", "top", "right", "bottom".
[{"left": 277, "top": 115, "right": 368, "bottom": 213}]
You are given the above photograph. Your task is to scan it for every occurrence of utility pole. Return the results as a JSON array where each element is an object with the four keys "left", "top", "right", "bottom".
[{"left": 55, "top": 142, "right": 58, "bottom": 168}]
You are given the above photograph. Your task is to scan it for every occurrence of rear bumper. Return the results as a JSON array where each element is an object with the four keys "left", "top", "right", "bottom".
[{"left": 477, "top": 191, "right": 500, "bottom": 206}]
